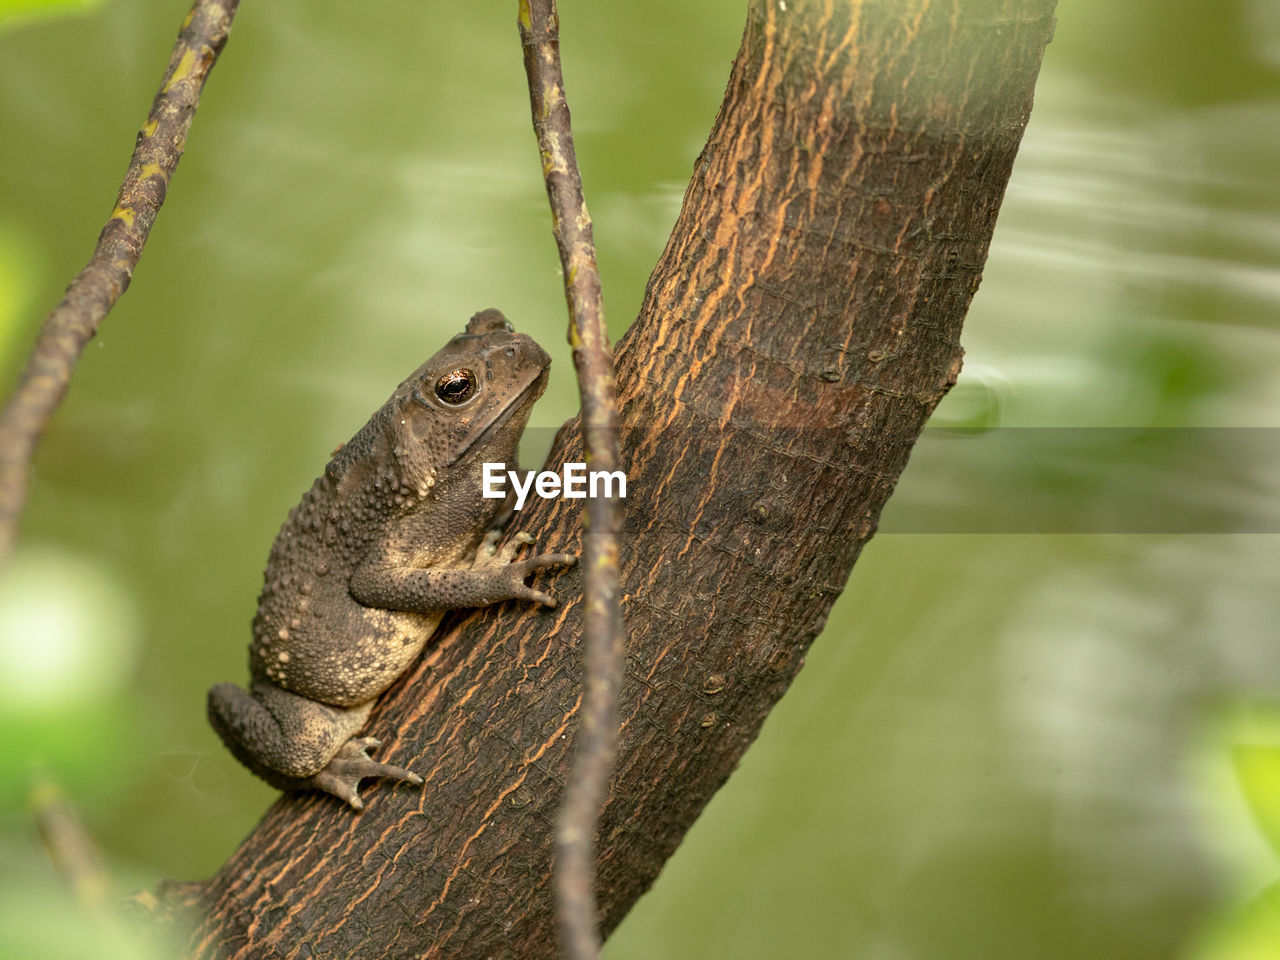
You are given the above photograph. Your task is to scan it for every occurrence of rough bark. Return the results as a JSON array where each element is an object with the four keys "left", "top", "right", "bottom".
[{"left": 185, "top": 1, "right": 1057, "bottom": 957}]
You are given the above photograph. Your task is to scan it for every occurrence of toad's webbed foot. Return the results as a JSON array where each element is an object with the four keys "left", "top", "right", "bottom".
[
  {"left": 472, "top": 531, "right": 576, "bottom": 607},
  {"left": 208, "top": 682, "right": 419, "bottom": 811},
  {"left": 306, "top": 737, "right": 423, "bottom": 811}
]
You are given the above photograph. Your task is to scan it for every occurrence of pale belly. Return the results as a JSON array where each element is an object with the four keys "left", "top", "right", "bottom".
[{"left": 252, "top": 605, "right": 444, "bottom": 707}]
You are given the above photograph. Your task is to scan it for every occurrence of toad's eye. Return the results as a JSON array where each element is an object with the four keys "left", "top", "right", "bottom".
[{"left": 435, "top": 369, "right": 478, "bottom": 405}]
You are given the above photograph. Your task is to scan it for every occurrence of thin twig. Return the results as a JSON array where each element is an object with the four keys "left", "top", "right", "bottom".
[
  {"left": 0, "top": 0, "right": 241, "bottom": 565},
  {"left": 30, "top": 776, "right": 109, "bottom": 906},
  {"left": 518, "top": 2, "right": 624, "bottom": 958}
]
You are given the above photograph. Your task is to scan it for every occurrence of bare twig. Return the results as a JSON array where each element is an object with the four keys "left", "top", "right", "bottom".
[
  {"left": 30, "top": 776, "right": 109, "bottom": 906},
  {"left": 0, "top": 0, "right": 241, "bottom": 565},
  {"left": 518, "top": 2, "right": 624, "bottom": 958}
]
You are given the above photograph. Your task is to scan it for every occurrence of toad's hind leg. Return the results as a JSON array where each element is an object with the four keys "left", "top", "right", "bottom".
[{"left": 207, "top": 681, "right": 422, "bottom": 810}]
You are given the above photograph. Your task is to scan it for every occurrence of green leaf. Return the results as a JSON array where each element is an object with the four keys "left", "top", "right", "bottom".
[
  {"left": 1229, "top": 713, "right": 1280, "bottom": 858},
  {"left": 1186, "top": 879, "right": 1280, "bottom": 960}
]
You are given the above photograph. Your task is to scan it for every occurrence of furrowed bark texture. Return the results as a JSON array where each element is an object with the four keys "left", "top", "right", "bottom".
[{"left": 187, "top": 1, "right": 1055, "bottom": 957}]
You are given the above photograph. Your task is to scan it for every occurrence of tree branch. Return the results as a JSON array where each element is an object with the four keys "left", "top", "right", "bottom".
[
  {"left": 0, "top": 0, "right": 240, "bottom": 565},
  {"left": 517, "top": 2, "right": 624, "bottom": 959},
  {"left": 31, "top": 776, "right": 109, "bottom": 907},
  {"left": 186, "top": 1, "right": 1057, "bottom": 956}
]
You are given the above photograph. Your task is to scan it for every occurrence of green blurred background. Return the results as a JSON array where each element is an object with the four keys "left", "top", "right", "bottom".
[{"left": 1, "top": 0, "right": 1278, "bottom": 957}]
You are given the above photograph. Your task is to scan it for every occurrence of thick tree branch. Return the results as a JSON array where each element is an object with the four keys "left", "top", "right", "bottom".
[
  {"left": 186, "top": 1, "right": 1057, "bottom": 957},
  {"left": 517, "top": 2, "right": 624, "bottom": 959},
  {"left": 0, "top": 0, "right": 240, "bottom": 564}
]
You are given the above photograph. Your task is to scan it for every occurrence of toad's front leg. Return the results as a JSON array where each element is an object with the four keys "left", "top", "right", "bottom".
[{"left": 349, "top": 536, "right": 576, "bottom": 612}]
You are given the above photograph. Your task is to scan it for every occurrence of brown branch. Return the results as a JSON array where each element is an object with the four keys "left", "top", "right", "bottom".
[
  {"left": 186, "top": 2, "right": 1057, "bottom": 956},
  {"left": 30, "top": 776, "right": 109, "bottom": 907},
  {"left": 518, "top": 2, "right": 624, "bottom": 958},
  {"left": 0, "top": 0, "right": 241, "bottom": 565}
]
